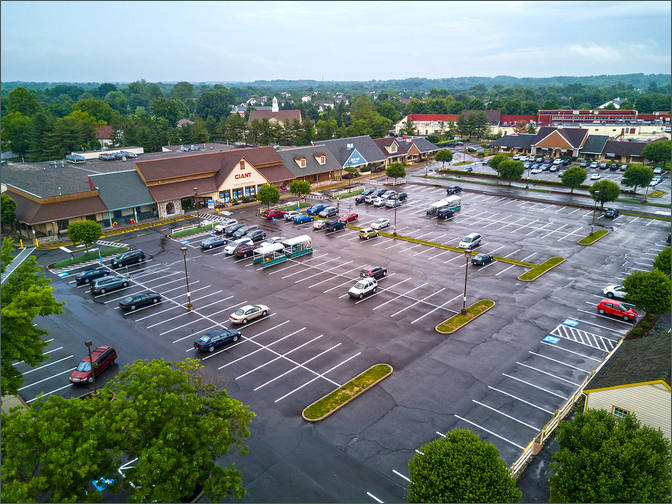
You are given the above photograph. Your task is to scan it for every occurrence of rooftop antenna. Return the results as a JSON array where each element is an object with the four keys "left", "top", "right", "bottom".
[{"left": 58, "top": 186, "right": 62, "bottom": 196}]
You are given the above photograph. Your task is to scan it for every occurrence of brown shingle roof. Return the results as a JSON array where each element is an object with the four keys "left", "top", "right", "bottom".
[
  {"left": 373, "top": 137, "right": 408, "bottom": 158},
  {"left": 248, "top": 110, "right": 302, "bottom": 125},
  {"left": 534, "top": 127, "right": 588, "bottom": 149},
  {"left": 147, "top": 177, "right": 217, "bottom": 202},
  {"left": 10, "top": 191, "right": 107, "bottom": 225},
  {"left": 603, "top": 140, "right": 649, "bottom": 157}
]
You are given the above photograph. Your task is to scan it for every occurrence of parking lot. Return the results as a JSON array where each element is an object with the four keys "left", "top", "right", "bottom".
[{"left": 25, "top": 176, "right": 671, "bottom": 502}]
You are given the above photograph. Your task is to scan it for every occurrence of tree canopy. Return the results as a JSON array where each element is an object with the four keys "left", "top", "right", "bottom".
[
  {"left": 1, "top": 193, "right": 17, "bottom": 229},
  {"left": 641, "top": 140, "right": 671, "bottom": 166},
  {"left": 621, "top": 164, "right": 654, "bottom": 194},
  {"left": 256, "top": 183, "right": 280, "bottom": 208},
  {"left": 386, "top": 162, "right": 406, "bottom": 182},
  {"left": 622, "top": 269, "right": 671, "bottom": 315},
  {"left": 435, "top": 149, "right": 453, "bottom": 169},
  {"left": 560, "top": 166, "right": 587, "bottom": 193},
  {"left": 495, "top": 159, "right": 525, "bottom": 185},
  {"left": 653, "top": 246, "right": 670, "bottom": 277},
  {"left": 289, "top": 179, "right": 311, "bottom": 211},
  {"left": 550, "top": 408, "right": 671, "bottom": 503},
  {"left": 589, "top": 179, "right": 620, "bottom": 208},
  {"left": 68, "top": 220, "right": 102, "bottom": 252}
]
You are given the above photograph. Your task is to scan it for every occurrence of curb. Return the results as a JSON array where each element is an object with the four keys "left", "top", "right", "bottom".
[
  {"left": 577, "top": 230, "right": 609, "bottom": 246},
  {"left": 518, "top": 257, "right": 566, "bottom": 281},
  {"left": 435, "top": 300, "right": 496, "bottom": 334}
]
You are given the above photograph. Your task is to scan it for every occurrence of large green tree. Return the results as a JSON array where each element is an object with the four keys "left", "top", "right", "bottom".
[
  {"left": 1, "top": 193, "right": 17, "bottom": 231},
  {"left": 621, "top": 164, "right": 654, "bottom": 194},
  {"left": 407, "top": 429, "right": 521, "bottom": 503},
  {"left": 589, "top": 179, "right": 620, "bottom": 209},
  {"left": 495, "top": 159, "right": 525, "bottom": 186},
  {"left": 7, "top": 87, "right": 42, "bottom": 116},
  {"left": 170, "top": 81, "right": 195, "bottom": 101},
  {"left": 1, "top": 238, "right": 65, "bottom": 394},
  {"left": 256, "top": 183, "right": 280, "bottom": 208},
  {"left": 488, "top": 153, "right": 509, "bottom": 171},
  {"left": 386, "top": 162, "right": 406, "bottom": 184},
  {"left": 289, "top": 179, "right": 311, "bottom": 211},
  {"left": 560, "top": 165, "right": 587, "bottom": 193},
  {"left": 550, "top": 408, "right": 671, "bottom": 503},
  {"left": 435, "top": 149, "right": 453, "bottom": 170},
  {"left": 653, "top": 246, "right": 670, "bottom": 277},
  {"left": 195, "top": 86, "right": 235, "bottom": 122},
  {"left": 622, "top": 269, "right": 671, "bottom": 315},
  {"left": 67, "top": 220, "right": 102, "bottom": 252},
  {"left": 401, "top": 118, "right": 417, "bottom": 136},
  {"left": 641, "top": 140, "right": 671, "bottom": 167},
  {"left": 1, "top": 112, "right": 32, "bottom": 158}
]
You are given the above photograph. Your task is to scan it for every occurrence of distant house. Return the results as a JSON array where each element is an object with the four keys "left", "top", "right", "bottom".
[
  {"left": 583, "top": 333, "right": 670, "bottom": 439},
  {"left": 395, "top": 114, "right": 459, "bottom": 135},
  {"left": 231, "top": 104, "right": 248, "bottom": 117},
  {"left": 315, "top": 99, "right": 335, "bottom": 112},
  {"left": 301, "top": 95, "right": 312, "bottom": 103},
  {"left": 176, "top": 118, "right": 195, "bottom": 129},
  {"left": 95, "top": 125, "right": 115, "bottom": 147},
  {"left": 400, "top": 137, "right": 440, "bottom": 162},
  {"left": 248, "top": 97, "right": 301, "bottom": 126},
  {"left": 313, "top": 135, "right": 387, "bottom": 172}
]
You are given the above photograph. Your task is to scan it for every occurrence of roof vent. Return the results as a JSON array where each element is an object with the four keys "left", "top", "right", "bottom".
[{"left": 346, "top": 143, "right": 354, "bottom": 150}]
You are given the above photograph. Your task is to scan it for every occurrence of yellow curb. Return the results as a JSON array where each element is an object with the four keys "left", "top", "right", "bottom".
[
  {"left": 435, "top": 300, "right": 496, "bottom": 334},
  {"left": 302, "top": 364, "right": 393, "bottom": 422},
  {"left": 518, "top": 257, "right": 566, "bottom": 281}
]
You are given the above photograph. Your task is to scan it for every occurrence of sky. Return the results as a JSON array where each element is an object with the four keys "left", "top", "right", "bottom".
[{"left": 1, "top": 1, "right": 670, "bottom": 82}]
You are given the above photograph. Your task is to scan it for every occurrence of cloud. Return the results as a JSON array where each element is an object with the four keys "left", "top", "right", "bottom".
[{"left": 569, "top": 42, "right": 622, "bottom": 62}]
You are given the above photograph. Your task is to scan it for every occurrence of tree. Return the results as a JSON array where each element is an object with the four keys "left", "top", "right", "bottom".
[
  {"left": 527, "top": 123, "right": 537, "bottom": 134},
  {"left": 641, "top": 140, "right": 670, "bottom": 168},
  {"left": 1, "top": 238, "right": 65, "bottom": 395},
  {"left": 621, "top": 164, "right": 653, "bottom": 194},
  {"left": 104, "top": 359, "right": 254, "bottom": 502},
  {"left": 1, "top": 393, "right": 118, "bottom": 502},
  {"left": 195, "top": 86, "right": 235, "bottom": 122},
  {"left": 495, "top": 159, "right": 525, "bottom": 186},
  {"left": 1, "top": 112, "right": 32, "bottom": 158},
  {"left": 407, "top": 429, "right": 521, "bottom": 503},
  {"left": 289, "top": 179, "right": 311, "bottom": 212},
  {"left": 170, "top": 81, "right": 195, "bottom": 101},
  {"left": 150, "top": 97, "right": 186, "bottom": 127},
  {"left": 426, "top": 133, "right": 440, "bottom": 144},
  {"left": 589, "top": 179, "right": 620, "bottom": 209},
  {"left": 7, "top": 87, "right": 42, "bottom": 116},
  {"left": 1, "top": 194, "right": 17, "bottom": 232},
  {"left": 435, "top": 149, "right": 453, "bottom": 170},
  {"left": 401, "top": 118, "right": 417, "bottom": 136},
  {"left": 622, "top": 269, "right": 671, "bottom": 315},
  {"left": 386, "top": 162, "right": 406, "bottom": 184},
  {"left": 67, "top": 220, "right": 102, "bottom": 252},
  {"left": 488, "top": 153, "right": 509, "bottom": 171},
  {"left": 549, "top": 408, "right": 670, "bottom": 503},
  {"left": 256, "top": 183, "right": 280, "bottom": 209},
  {"left": 653, "top": 246, "right": 670, "bottom": 277},
  {"left": 560, "top": 166, "right": 587, "bottom": 193}
]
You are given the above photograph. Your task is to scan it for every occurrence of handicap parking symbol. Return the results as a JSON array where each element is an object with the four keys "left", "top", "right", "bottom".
[
  {"left": 180, "top": 240, "right": 190, "bottom": 245},
  {"left": 563, "top": 318, "right": 579, "bottom": 327},
  {"left": 56, "top": 272, "right": 70, "bottom": 278},
  {"left": 543, "top": 335, "right": 560, "bottom": 344}
]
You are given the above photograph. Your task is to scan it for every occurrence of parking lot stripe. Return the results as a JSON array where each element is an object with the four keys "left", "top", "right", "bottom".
[
  {"left": 367, "top": 492, "right": 384, "bottom": 503},
  {"left": 575, "top": 309, "right": 633, "bottom": 327},
  {"left": 26, "top": 383, "right": 73, "bottom": 403},
  {"left": 295, "top": 260, "right": 352, "bottom": 283},
  {"left": 22, "top": 355, "right": 73, "bottom": 375},
  {"left": 488, "top": 386, "right": 554, "bottom": 414},
  {"left": 528, "top": 351, "right": 591, "bottom": 372},
  {"left": 390, "top": 288, "right": 445, "bottom": 317},
  {"left": 526, "top": 221, "right": 550, "bottom": 235},
  {"left": 427, "top": 249, "right": 452, "bottom": 260},
  {"left": 370, "top": 280, "right": 422, "bottom": 309},
  {"left": 392, "top": 470, "right": 410, "bottom": 483},
  {"left": 541, "top": 223, "right": 568, "bottom": 239},
  {"left": 164, "top": 301, "right": 247, "bottom": 338},
  {"left": 134, "top": 289, "right": 212, "bottom": 321},
  {"left": 454, "top": 415, "right": 524, "bottom": 450},
  {"left": 498, "top": 217, "right": 526, "bottom": 230},
  {"left": 567, "top": 208, "right": 582, "bottom": 215},
  {"left": 538, "top": 342, "right": 602, "bottom": 362},
  {"left": 159, "top": 282, "right": 206, "bottom": 298},
  {"left": 515, "top": 362, "right": 580, "bottom": 386},
  {"left": 193, "top": 318, "right": 287, "bottom": 351},
  {"left": 502, "top": 373, "right": 568, "bottom": 399},
  {"left": 554, "top": 206, "right": 567, "bottom": 213},
  {"left": 19, "top": 367, "right": 75, "bottom": 391},
  {"left": 273, "top": 351, "right": 361, "bottom": 403},
  {"left": 443, "top": 253, "right": 464, "bottom": 264},
  {"left": 494, "top": 264, "right": 517, "bottom": 277},
  {"left": 308, "top": 265, "right": 365, "bottom": 288},
  {"left": 144, "top": 293, "right": 226, "bottom": 327},
  {"left": 557, "top": 226, "right": 584, "bottom": 241},
  {"left": 253, "top": 342, "right": 342, "bottom": 391},
  {"left": 325, "top": 275, "right": 368, "bottom": 293},
  {"left": 472, "top": 400, "right": 539, "bottom": 430},
  {"left": 218, "top": 327, "right": 306, "bottom": 369},
  {"left": 282, "top": 256, "right": 341, "bottom": 279},
  {"left": 267, "top": 253, "right": 328, "bottom": 274},
  {"left": 103, "top": 277, "right": 185, "bottom": 303},
  {"left": 398, "top": 243, "right": 424, "bottom": 253},
  {"left": 410, "top": 293, "right": 461, "bottom": 324},
  {"left": 237, "top": 335, "right": 325, "bottom": 380}
]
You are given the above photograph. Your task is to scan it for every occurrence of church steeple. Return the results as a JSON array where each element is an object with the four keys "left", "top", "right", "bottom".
[{"left": 272, "top": 96, "right": 279, "bottom": 112}]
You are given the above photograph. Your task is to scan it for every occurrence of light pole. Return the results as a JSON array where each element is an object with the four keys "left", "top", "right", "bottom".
[
  {"left": 180, "top": 246, "right": 193, "bottom": 310},
  {"left": 393, "top": 203, "right": 398, "bottom": 236},
  {"left": 194, "top": 187, "right": 200, "bottom": 228},
  {"left": 461, "top": 249, "right": 470, "bottom": 315},
  {"left": 85, "top": 341, "right": 98, "bottom": 396}
]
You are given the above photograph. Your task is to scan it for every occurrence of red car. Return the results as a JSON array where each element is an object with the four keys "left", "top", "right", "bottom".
[
  {"left": 264, "top": 209, "right": 286, "bottom": 220},
  {"left": 339, "top": 213, "right": 358, "bottom": 223},
  {"left": 596, "top": 299, "right": 637, "bottom": 322},
  {"left": 69, "top": 345, "right": 117, "bottom": 384}
]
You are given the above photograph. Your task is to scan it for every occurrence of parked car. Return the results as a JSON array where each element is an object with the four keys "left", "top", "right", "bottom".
[
  {"left": 200, "top": 236, "right": 228, "bottom": 249},
  {"left": 372, "top": 197, "right": 385, "bottom": 207},
  {"left": 552, "top": 158, "right": 562, "bottom": 165},
  {"left": 263, "top": 209, "right": 286, "bottom": 220},
  {"left": 348, "top": 277, "right": 378, "bottom": 299},
  {"left": 284, "top": 210, "right": 300, "bottom": 221},
  {"left": 596, "top": 298, "right": 637, "bottom": 322},
  {"left": 385, "top": 199, "right": 402, "bottom": 208},
  {"left": 313, "top": 220, "right": 327, "bottom": 230},
  {"left": 259, "top": 236, "right": 285, "bottom": 247},
  {"left": 589, "top": 161, "right": 599, "bottom": 169},
  {"left": 355, "top": 195, "right": 366, "bottom": 204},
  {"left": 619, "top": 164, "right": 628, "bottom": 171},
  {"left": 609, "top": 163, "right": 620, "bottom": 171},
  {"left": 365, "top": 194, "right": 376, "bottom": 204},
  {"left": 213, "top": 218, "right": 237, "bottom": 234},
  {"left": 471, "top": 253, "right": 493, "bottom": 266},
  {"left": 360, "top": 266, "right": 387, "bottom": 280},
  {"left": 245, "top": 229, "right": 266, "bottom": 242},
  {"left": 650, "top": 176, "right": 663, "bottom": 186},
  {"left": 234, "top": 242, "right": 255, "bottom": 259},
  {"left": 375, "top": 189, "right": 387, "bottom": 197},
  {"left": 604, "top": 208, "right": 620, "bottom": 218},
  {"left": 293, "top": 213, "right": 314, "bottom": 224},
  {"left": 362, "top": 188, "right": 376, "bottom": 196},
  {"left": 465, "top": 166, "right": 473, "bottom": 172},
  {"left": 437, "top": 207, "right": 454, "bottom": 219},
  {"left": 90, "top": 275, "right": 129, "bottom": 295},
  {"left": 193, "top": 328, "right": 241, "bottom": 353},
  {"left": 380, "top": 190, "right": 396, "bottom": 199},
  {"left": 229, "top": 304, "right": 269, "bottom": 324},
  {"left": 561, "top": 159, "right": 571, "bottom": 166},
  {"left": 396, "top": 192, "right": 408, "bottom": 201},
  {"left": 549, "top": 165, "right": 558, "bottom": 172},
  {"left": 535, "top": 157, "right": 543, "bottom": 163},
  {"left": 446, "top": 186, "right": 462, "bottom": 195},
  {"left": 541, "top": 164, "right": 551, "bottom": 171},
  {"left": 111, "top": 249, "right": 145, "bottom": 269},
  {"left": 225, "top": 223, "right": 246, "bottom": 236},
  {"left": 324, "top": 220, "right": 345, "bottom": 232},
  {"left": 531, "top": 167, "right": 542, "bottom": 174},
  {"left": 69, "top": 345, "right": 117, "bottom": 384},
  {"left": 340, "top": 212, "right": 358, "bottom": 223},
  {"left": 306, "top": 203, "right": 326, "bottom": 216},
  {"left": 579, "top": 160, "right": 588, "bottom": 167},
  {"left": 598, "top": 162, "right": 608, "bottom": 170},
  {"left": 319, "top": 206, "right": 338, "bottom": 218},
  {"left": 653, "top": 167, "right": 663, "bottom": 175},
  {"left": 233, "top": 224, "right": 258, "bottom": 239},
  {"left": 603, "top": 284, "right": 627, "bottom": 299},
  {"left": 76, "top": 267, "right": 109, "bottom": 285},
  {"left": 590, "top": 173, "right": 601, "bottom": 180},
  {"left": 458, "top": 232, "right": 481, "bottom": 249},
  {"left": 224, "top": 237, "right": 253, "bottom": 255},
  {"left": 370, "top": 218, "right": 390, "bottom": 230},
  {"left": 359, "top": 228, "right": 378, "bottom": 240},
  {"left": 118, "top": 292, "right": 161, "bottom": 311}
]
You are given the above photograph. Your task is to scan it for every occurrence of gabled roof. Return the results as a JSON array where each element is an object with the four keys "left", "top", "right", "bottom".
[
  {"left": 373, "top": 137, "right": 408, "bottom": 158},
  {"left": 493, "top": 134, "right": 536, "bottom": 148},
  {"left": 402, "top": 137, "right": 440, "bottom": 153},
  {"left": 148, "top": 177, "right": 217, "bottom": 203},
  {"left": 462, "top": 109, "right": 501, "bottom": 123},
  {"left": 580, "top": 135, "right": 610, "bottom": 155},
  {"left": 603, "top": 140, "right": 649, "bottom": 157},
  {"left": 10, "top": 191, "right": 107, "bottom": 225},
  {"left": 534, "top": 127, "right": 588, "bottom": 149},
  {"left": 585, "top": 334, "right": 671, "bottom": 392},
  {"left": 314, "top": 136, "right": 386, "bottom": 166},
  {"left": 406, "top": 114, "right": 460, "bottom": 122},
  {"left": 95, "top": 125, "right": 114, "bottom": 140},
  {"left": 88, "top": 170, "right": 154, "bottom": 211},
  {"left": 248, "top": 110, "right": 301, "bottom": 125},
  {"left": 276, "top": 145, "right": 342, "bottom": 177}
]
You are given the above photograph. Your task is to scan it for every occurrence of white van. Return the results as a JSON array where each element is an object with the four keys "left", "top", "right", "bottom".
[{"left": 458, "top": 232, "right": 482, "bottom": 249}]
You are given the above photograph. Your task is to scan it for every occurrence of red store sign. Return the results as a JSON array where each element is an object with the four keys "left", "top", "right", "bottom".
[{"left": 234, "top": 172, "right": 252, "bottom": 180}]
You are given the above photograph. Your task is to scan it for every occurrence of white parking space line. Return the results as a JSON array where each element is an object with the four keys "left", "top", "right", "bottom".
[
  {"left": 266, "top": 253, "right": 329, "bottom": 274},
  {"left": 165, "top": 300, "right": 246, "bottom": 338},
  {"left": 503, "top": 373, "right": 568, "bottom": 399},
  {"left": 392, "top": 469, "right": 410, "bottom": 483},
  {"left": 21, "top": 355, "right": 73, "bottom": 375},
  {"left": 644, "top": 219, "right": 656, "bottom": 226},
  {"left": 495, "top": 264, "right": 517, "bottom": 277},
  {"left": 628, "top": 216, "right": 639, "bottom": 224},
  {"left": 488, "top": 386, "right": 554, "bottom": 414},
  {"left": 527, "top": 221, "right": 551, "bottom": 235},
  {"left": 567, "top": 208, "right": 582, "bottom": 215},
  {"left": 142, "top": 292, "right": 225, "bottom": 326},
  {"left": 454, "top": 415, "right": 524, "bottom": 450},
  {"left": 237, "top": 335, "right": 325, "bottom": 380},
  {"left": 498, "top": 217, "right": 526, "bottom": 230},
  {"left": 217, "top": 327, "right": 306, "bottom": 369},
  {"left": 398, "top": 243, "right": 424, "bottom": 253},
  {"left": 308, "top": 265, "right": 364, "bottom": 288},
  {"left": 472, "top": 400, "right": 539, "bottom": 430},
  {"left": 273, "top": 351, "right": 361, "bottom": 403},
  {"left": 557, "top": 226, "right": 584, "bottom": 241},
  {"left": 196, "top": 318, "right": 288, "bottom": 355},
  {"left": 134, "top": 286, "right": 211, "bottom": 321},
  {"left": 576, "top": 309, "right": 634, "bottom": 327},
  {"left": 554, "top": 206, "right": 567, "bottom": 213},
  {"left": 515, "top": 362, "right": 580, "bottom": 386},
  {"left": 443, "top": 253, "right": 465, "bottom": 264},
  {"left": 325, "top": 276, "right": 366, "bottom": 293},
  {"left": 19, "top": 367, "right": 75, "bottom": 391},
  {"left": 541, "top": 223, "right": 568, "bottom": 239},
  {"left": 26, "top": 383, "right": 73, "bottom": 403},
  {"left": 370, "top": 281, "right": 424, "bottom": 309},
  {"left": 539, "top": 341, "right": 602, "bottom": 361},
  {"left": 427, "top": 249, "right": 452, "bottom": 260},
  {"left": 13, "top": 344, "right": 59, "bottom": 366},
  {"left": 390, "top": 288, "right": 445, "bottom": 317},
  {"left": 411, "top": 293, "right": 461, "bottom": 324},
  {"left": 529, "top": 350, "right": 593, "bottom": 371},
  {"left": 103, "top": 277, "right": 185, "bottom": 304},
  {"left": 295, "top": 260, "right": 352, "bottom": 283},
  {"left": 282, "top": 256, "right": 341, "bottom": 279},
  {"left": 367, "top": 492, "right": 384, "bottom": 503}
]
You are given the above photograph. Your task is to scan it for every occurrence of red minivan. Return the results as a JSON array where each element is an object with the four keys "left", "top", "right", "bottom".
[
  {"left": 264, "top": 209, "right": 285, "bottom": 220},
  {"left": 69, "top": 345, "right": 117, "bottom": 384},
  {"left": 596, "top": 299, "right": 637, "bottom": 322}
]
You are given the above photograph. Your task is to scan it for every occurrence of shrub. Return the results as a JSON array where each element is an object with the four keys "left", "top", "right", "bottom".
[{"left": 630, "top": 327, "right": 643, "bottom": 337}]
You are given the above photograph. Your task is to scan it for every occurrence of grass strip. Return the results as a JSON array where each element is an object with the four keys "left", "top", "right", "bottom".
[
  {"left": 620, "top": 211, "right": 671, "bottom": 221},
  {"left": 577, "top": 229, "right": 609, "bottom": 245},
  {"left": 647, "top": 191, "right": 666, "bottom": 198},
  {"left": 52, "top": 246, "right": 129, "bottom": 268},
  {"left": 518, "top": 256, "right": 565, "bottom": 281},
  {"left": 453, "top": 161, "right": 472, "bottom": 166},
  {"left": 170, "top": 224, "right": 214, "bottom": 238},
  {"left": 435, "top": 299, "right": 495, "bottom": 334},
  {"left": 336, "top": 187, "right": 365, "bottom": 198},
  {"left": 302, "top": 364, "right": 393, "bottom": 421}
]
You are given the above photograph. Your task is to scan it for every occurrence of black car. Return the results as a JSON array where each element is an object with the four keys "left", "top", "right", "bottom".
[
  {"left": 225, "top": 223, "right": 246, "bottom": 237},
  {"left": 200, "top": 236, "right": 228, "bottom": 250},
  {"left": 375, "top": 189, "right": 387, "bottom": 197},
  {"left": 355, "top": 195, "right": 366, "bottom": 204},
  {"left": 599, "top": 162, "right": 609, "bottom": 170},
  {"left": 75, "top": 267, "right": 109, "bottom": 285},
  {"left": 245, "top": 229, "right": 266, "bottom": 242},
  {"left": 325, "top": 220, "right": 346, "bottom": 232},
  {"left": 396, "top": 192, "right": 407, "bottom": 201},
  {"left": 360, "top": 266, "right": 387, "bottom": 280},
  {"left": 561, "top": 159, "right": 571, "bottom": 166},
  {"left": 446, "top": 186, "right": 462, "bottom": 195},
  {"left": 233, "top": 225, "right": 258, "bottom": 239},
  {"left": 118, "top": 292, "right": 161, "bottom": 311},
  {"left": 437, "top": 207, "right": 455, "bottom": 219},
  {"left": 111, "top": 249, "right": 145, "bottom": 268},
  {"left": 609, "top": 163, "right": 620, "bottom": 171},
  {"left": 193, "top": 328, "right": 241, "bottom": 353},
  {"left": 234, "top": 243, "right": 255, "bottom": 259},
  {"left": 471, "top": 253, "right": 493, "bottom": 266},
  {"left": 604, "top": 208, "right": 620, "bottom": 219},
  {"left": 362, "top": 188, "right": 376, "bottom": 196}
]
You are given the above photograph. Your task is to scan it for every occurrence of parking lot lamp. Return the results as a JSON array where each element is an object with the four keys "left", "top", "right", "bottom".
[
  {"left": 461, "top": 250, "right": 470, "bottom": 315},
  {"left": 393, "top": 203, "right": 398, "bottom": 236},
  {"left": 85, "top": 341, "right": 98, "bottom": 396},
  {"left": 180, "top": 246, "right": 193, "bottom": 311}
]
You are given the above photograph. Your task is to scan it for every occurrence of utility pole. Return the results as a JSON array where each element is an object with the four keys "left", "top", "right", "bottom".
[{"left": 461, "top": 250, "right": 469, "bottom": 315}]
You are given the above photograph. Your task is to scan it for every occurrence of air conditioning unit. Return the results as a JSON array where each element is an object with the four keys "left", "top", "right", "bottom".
[{"left": 346, "top": 143, "right": 353, "bottom": 150}]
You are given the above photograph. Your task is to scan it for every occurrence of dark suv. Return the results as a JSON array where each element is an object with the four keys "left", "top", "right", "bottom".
[
  {"left": 437, "top": 207, "right": 455, "bottom": 219},
  {"left": 360, "top": 266, "right": 387, "bottom": 280},
  {"left": 90, "top": 275, "right": 130, "bottom": 295},
  {"left": 235, "top": 243, "right": 255, "bottom": 259},
  {"left": 233, "top": 225, "right": 258, "bottom": 239},
  {"left": 193, "top": 328, "right": 241, "bottom": 353},
  {"left": 111, "top": 249, "right": 145, "bottom": 268},
  {"left": 245, "top": 229, "right": 266, "bottom": 242},
  {"left": 325, "top": 220, "right": 345, "bottom": 232},
  {"left": 446, "top": 186, "right": 462, "bottom": 195},
  {"left": 225, "top": 223, "right": 246, "bottom": 237},
  {"left": 76, "top": 267, "right": 109, "bottom": 285}
]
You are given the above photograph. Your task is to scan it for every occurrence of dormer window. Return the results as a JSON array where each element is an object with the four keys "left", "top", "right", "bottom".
[
  {"left": 239, "top": 160, "right": 245, "bottom": 170},
  {"left": 314, "top": 153, "right": 326, "bottom": 165},
  {"left": 389, "top": 142, "right": 398, "bottom": 153},
  {"left": 295, "top": 156, "right": 307, "bottom": 168}
]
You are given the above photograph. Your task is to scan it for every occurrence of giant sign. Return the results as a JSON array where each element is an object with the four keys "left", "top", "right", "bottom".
[{"left": 235, "top": 172, "right": 252, "bottom": 180}]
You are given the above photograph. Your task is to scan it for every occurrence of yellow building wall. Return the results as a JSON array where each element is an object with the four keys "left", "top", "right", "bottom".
[
  {"left": 580, "top": 124, "right": 671, "bottom": 140},
  {"left": 586, "top": 382, "right": 670, "bottom": 439}
]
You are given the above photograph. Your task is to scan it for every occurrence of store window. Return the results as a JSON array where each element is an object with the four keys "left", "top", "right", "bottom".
[
  {"left": 313, "top": 174, "right": 318, "bottom": 182},
  {"left": 232, "top": 188, "right": 244, "bottom": 200},
  {"left": 612, "top": 406, "right": 629, "bottom": 422},
  {"left": 219, "top": 191, "right": 231, "bottom": 202},
  {"left": 246, "top": 186, "right": 256, "bottom": 197},
  {"left": 57, "top": 219, "right": 69, "bottom": 231}
]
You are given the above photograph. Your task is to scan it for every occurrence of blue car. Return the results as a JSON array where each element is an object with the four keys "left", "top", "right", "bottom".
[
  {"left": 293, "top": 214, "right": 314, "bottom": 224},
  {"left": 306, "top": 204, "right": 326, "bottom": 216},
  {"left": 193, "top": 328, "right": 241, "bottom": 353}
]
